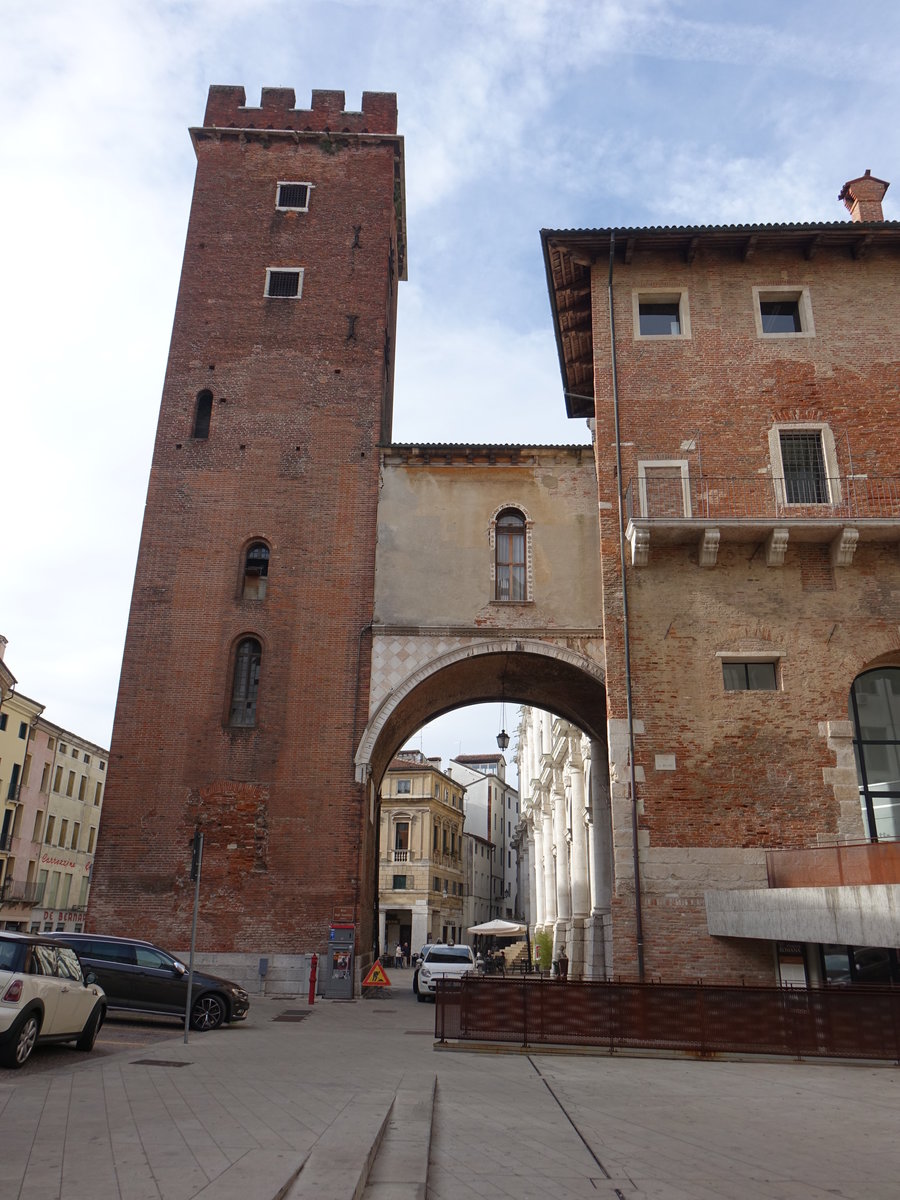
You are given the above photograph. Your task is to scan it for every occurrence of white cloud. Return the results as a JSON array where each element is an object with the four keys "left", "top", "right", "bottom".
[{"left": 1, "top": 0, "right": 898, "bottom": 746}]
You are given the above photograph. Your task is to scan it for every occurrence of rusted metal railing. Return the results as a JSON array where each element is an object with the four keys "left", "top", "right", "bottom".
[
  {"left": 435, "top": 976, "right": 900, "bottom": 1061},
  {"left": 625, "top": 476, "right": 900, "bottom": 522}
]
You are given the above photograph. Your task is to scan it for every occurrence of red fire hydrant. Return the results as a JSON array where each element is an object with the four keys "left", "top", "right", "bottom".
[{"left": 308, "top": 953, "right": 318, "bottom": 1005}]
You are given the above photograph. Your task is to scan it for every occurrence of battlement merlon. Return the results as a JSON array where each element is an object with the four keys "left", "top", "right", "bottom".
[{"left": 202, "top": 85, "right": 398, "bottom": 135}]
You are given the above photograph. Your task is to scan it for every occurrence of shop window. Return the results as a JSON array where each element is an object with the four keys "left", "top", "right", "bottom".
[
  {"left": 229, "top": 637, "right": 262, "bottom": 727},
  {"left": 850, "top": 666, "right": 900, "bottom": 840},
  {"left": 242, "top": 542, "right": 270, "bottom": 600}
]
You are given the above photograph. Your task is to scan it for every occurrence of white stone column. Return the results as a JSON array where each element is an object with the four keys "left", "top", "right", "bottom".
[
  {"left": 568, "top": 738, "right": 591, "bottom": 920},
  {"left": 541, "top": 794, "right": 556, "bottom": 926},
  {"left": 530, "top": 808, "right": 546, "bottom": 927}
]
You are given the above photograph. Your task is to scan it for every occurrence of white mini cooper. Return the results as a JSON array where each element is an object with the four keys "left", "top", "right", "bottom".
[{"left": 0, "top": 932, "right": 107, "bottom": 1068}]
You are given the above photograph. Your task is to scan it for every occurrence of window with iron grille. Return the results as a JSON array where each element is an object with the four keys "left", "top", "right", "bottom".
[
  {"left": 229, "top": 637, "right": 262, "bottom": 727},
  {"left": 276, "top": 182, "right": 311, "bottom": 211},
  {"left": 779, "top": 431, "right": 829, "bottom": 503},
  {"left": 265, "top": 268, "right": 303, "bottom": 298}
]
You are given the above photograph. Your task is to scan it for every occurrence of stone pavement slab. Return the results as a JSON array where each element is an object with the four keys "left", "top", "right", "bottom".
[{"left": 0, "top": 978, "right": 897, "bottom": 1200}]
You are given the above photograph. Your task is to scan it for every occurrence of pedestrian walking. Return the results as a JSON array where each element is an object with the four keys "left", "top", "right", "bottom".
[{"left": 395, "top": 942, "right": 403, "bottom": 969}]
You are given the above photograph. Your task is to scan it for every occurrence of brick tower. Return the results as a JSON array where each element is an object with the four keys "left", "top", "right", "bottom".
[{"left": 89, "top": 87, "right": 405, "bottom": 978}]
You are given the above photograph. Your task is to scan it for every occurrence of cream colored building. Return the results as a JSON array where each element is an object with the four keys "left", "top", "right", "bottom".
[
  {"left": 516, "top": 705, "right": 614, "bottom": 980},
  {"left": 378, "top": 750, "right": 465, "bottom": 955},
  {"left": 0, "top": 638, "right": 44, "bottom": 918},
  {"left": 0, "top": 637, "right": 108, "bottom": 933}
]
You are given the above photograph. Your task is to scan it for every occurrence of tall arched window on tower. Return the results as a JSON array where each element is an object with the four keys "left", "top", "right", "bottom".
[
  {"left": 850, "top": 667, "right": 900, "bottom": 840},
  {"left": 192, "top": 390, "right": 213, "bottom": 439},
  {"left": 229, "top": 637, "right": 262, "bottom": 727},
  {"left": 242, "top": 542, "right": 270, "bottom": 600},
  {"left": 494, "top": 508, "right": 526, "bottom": 602}
]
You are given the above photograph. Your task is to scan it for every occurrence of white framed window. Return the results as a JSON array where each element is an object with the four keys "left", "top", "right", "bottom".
[
  {"left": 753, "top": 286, "right": 814, "bottom": 338},
  {"left": 633, "top": 290, "right": 691, "bottom": 339},
  {"left": 275, "top": 181, "right": 313, "bottom": 211},
  {"left": 720, "top": 657, "right": 782, "bottom": 696},
  {"left": 265, "top": 268, "right": 304, "bottom": 299},
  {"left": 637, "top": 460, "right": 692, "bottom": 517},
  {"left": 768, "top": 424, "right": 840, "bottom": 506}
]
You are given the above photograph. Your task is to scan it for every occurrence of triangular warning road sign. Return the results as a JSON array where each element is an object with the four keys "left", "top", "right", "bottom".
[{"left": 362, "top": 959, "right": 392, "bottom": 987}]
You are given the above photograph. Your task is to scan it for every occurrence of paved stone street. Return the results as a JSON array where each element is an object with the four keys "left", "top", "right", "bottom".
[{"left": 0, "top": 969, "right": 897, "bottom": 1199}]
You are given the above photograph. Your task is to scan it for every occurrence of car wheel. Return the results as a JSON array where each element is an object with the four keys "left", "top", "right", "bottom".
[
  {"left": 191, "top": 993, "right": 226, "bottom": 1031},
  {"left": 1, "top": 1011, "right": 40, "bottom": 1069},
  {"left": 416, "top": 991, "right": 428, "bottom": 1003},
  {"left": 413, "top": 972, "right": 419, "bottom": 994},
  {"left": 76, "top": 1004, "right": 105, "bottom": 1052}
]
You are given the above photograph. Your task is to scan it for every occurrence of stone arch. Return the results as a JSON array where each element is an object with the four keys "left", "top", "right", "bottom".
[{"left": 355, "top": 637, "right": 607, "bottom": 786}]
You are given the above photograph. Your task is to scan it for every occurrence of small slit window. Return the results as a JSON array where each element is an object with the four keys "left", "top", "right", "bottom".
[
  {"left": 193, "top": 390, "right": 213, "bottom": 439},
  {"left": 243, "top": 542, "right": 270, "bottom": 600},
  {"left": 229, "top": 637, "right": 262, "bottom": 727},
  {"left": 265, "top": 268, "right": 304, "bottom": 299},
  {"left": 276, "top": 182, "right": 311, "bottom": 211}
]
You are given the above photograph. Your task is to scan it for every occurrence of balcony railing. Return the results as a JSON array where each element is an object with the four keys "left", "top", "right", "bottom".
[
  {"left": 626, "top": 475, "right": 900, "bottom": 523},
  {"left": 392, "top": 849, "right": 409, "bottom": 863},
  {"left": 0, "top": 880, "right": 45, "bottom": 906},
  {"left": 766, "top": 839, "right": 900, "bottom": 889}
]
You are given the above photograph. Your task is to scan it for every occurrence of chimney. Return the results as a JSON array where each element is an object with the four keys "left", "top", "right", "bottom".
[{"left": 839, "top": 170, "right": 889, "bottom": 222}]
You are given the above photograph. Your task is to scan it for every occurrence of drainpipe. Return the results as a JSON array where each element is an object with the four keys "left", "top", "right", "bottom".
[{"left": 608, "top": 231, "right": 646, "bottom": 983}]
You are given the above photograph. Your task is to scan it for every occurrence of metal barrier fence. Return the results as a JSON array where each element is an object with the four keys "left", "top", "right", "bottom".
[{"left": 434, "top": 976, "right": 900, "bottom": 1061}]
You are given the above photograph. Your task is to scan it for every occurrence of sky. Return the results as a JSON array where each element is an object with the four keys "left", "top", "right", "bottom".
[{"left": 2, "top": 0, "right": 899, "bottom": 780}]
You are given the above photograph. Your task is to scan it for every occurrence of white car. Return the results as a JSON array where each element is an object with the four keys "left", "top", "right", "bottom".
[
  {"left": 416, "top": 944, "right": 476, "bottom": 1001},
  {"left": 0, "top": 932, "right": 107, "bottom": 1068}
]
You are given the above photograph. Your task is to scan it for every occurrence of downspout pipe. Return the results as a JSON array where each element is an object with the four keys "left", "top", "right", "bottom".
[{"left": 608, "top": 231, "right": 646, "bottom": 983}]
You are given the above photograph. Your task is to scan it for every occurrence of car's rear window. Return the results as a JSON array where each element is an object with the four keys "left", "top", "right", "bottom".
[
  {"left": 0, "top": 940, "right": 25, "bottom": 972},
  {"left": 426, "top": 948, "right": 473, "bottom": 964}
]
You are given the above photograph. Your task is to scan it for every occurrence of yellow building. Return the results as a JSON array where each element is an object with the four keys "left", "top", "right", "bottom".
[
  {"left": 0, "top": 638, "right": 108, "bottom": 933},
  {"left": 378, "top": 750, "right": 465, "bottom": 957}
]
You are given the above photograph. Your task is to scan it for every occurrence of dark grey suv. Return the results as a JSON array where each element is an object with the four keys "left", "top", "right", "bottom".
[{"left": 46, "top": 934, "right": 249, "bottom": 1031}]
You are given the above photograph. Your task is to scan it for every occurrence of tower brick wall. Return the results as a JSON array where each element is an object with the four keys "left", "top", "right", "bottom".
[{"left": 89, "top": 88, "right": 405, "bottom": 963}]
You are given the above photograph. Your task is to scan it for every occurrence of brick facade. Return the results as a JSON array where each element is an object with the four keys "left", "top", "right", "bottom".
[
  {"left": 545, "top": 198, "right": 900, "bottom": 982},
  {"left": 89, "top": 88, "right": 405, "bottom": 965}
]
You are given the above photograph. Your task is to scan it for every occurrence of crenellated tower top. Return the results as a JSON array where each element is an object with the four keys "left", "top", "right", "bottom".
[{"left": 202, "top": 86, "right": 398, "bottom": 135}]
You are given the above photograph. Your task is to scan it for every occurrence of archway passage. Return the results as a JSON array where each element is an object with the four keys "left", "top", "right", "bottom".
[{"left": 357, "top": 642, "right": 607, "bottom": 789}]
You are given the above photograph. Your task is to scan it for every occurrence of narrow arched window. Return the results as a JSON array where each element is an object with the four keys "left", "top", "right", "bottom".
[
  {"left": 850, "top": 667, "right": 900, "bottom": 841},
  {"left": 495, "top": 509, "right": 526, "bottom": 602},
  {"left": 243, "top": 542, "right": 269, "bottom": 600},
  {"left": 193, "top": 390, "right": 213, "bottom": 439},
  {"left": 229, "top": 638, "right": 261, "bottom": 727}
]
